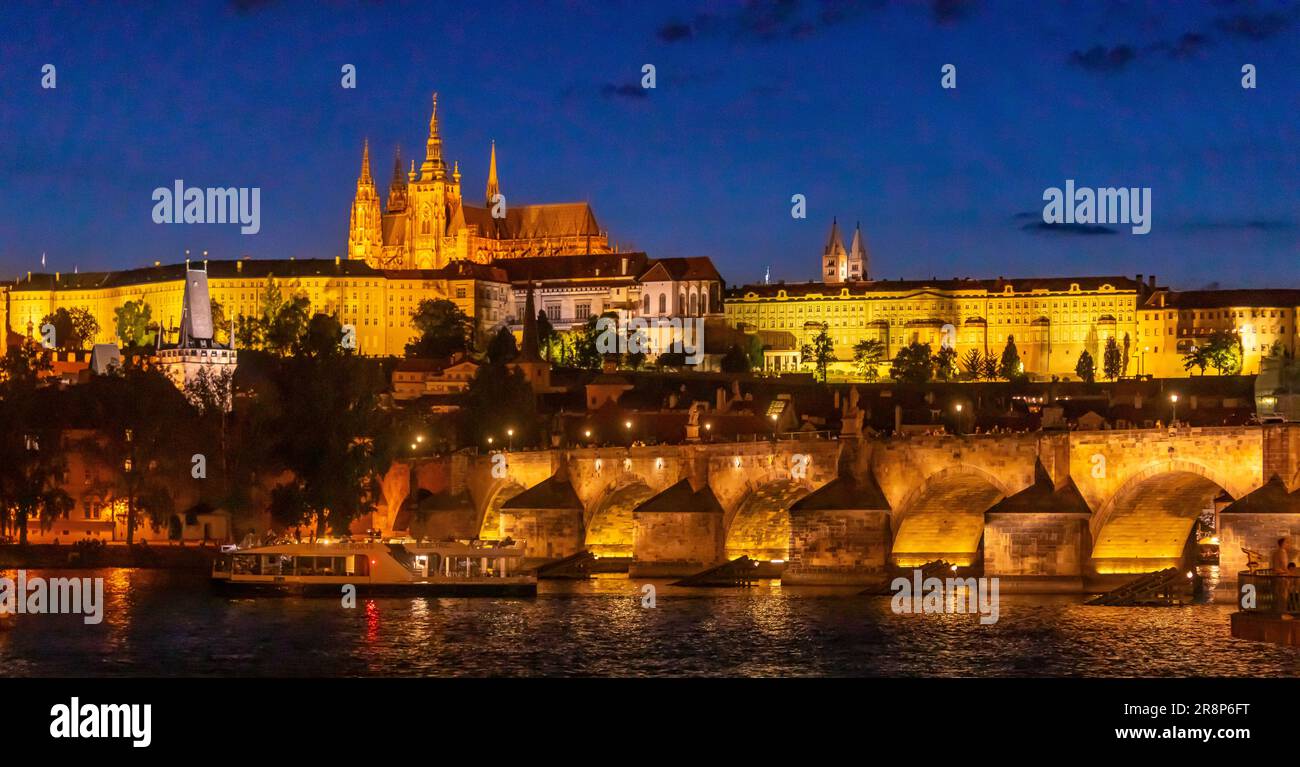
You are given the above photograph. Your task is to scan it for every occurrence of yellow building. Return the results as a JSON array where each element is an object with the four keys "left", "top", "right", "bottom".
[
  {"left": 727, "top": 274, "right": 1149, "bottom": 380},
  {"left": 348, "top": 93, "right": 610, "bottom": 270},
  {"left": 3, "top": 257, "right": 511, "bottom": 358},
  {"left": 1138, "top": 289, "right": 1300, "bottom": 378}
]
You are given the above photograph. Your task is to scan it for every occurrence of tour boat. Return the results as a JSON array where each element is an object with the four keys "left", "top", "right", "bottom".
[{"left": 211, "top": 539, "right": 537, "bottom": 597}]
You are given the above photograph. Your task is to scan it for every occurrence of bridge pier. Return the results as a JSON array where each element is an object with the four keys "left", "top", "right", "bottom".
[
  {"left": 783, "top": 476, "right": 892, "bottom": 586},
  {"left": 630, "top": 479, "right": 725, "bottom": 578}
]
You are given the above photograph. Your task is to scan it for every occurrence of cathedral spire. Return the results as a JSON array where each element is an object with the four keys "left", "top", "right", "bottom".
[
  {"left": 421, "top": 92, "right": 445, "bottom": 180},
  {"left": 359, "top": 139, "right": 374, "bottom": 186},
  {"left": 486, "top": 140, "right": 500, "bottom": 206},
  {"left": 849, "top": 221, "right": 869, "bottom": 281},
  {"left": 387, "top": 145, "right": 408, "bottom": 213}
]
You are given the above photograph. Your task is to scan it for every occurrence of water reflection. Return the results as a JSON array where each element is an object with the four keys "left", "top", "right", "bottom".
[{"left": 2, "top": 568, "right": 1299, "bottom": 677}]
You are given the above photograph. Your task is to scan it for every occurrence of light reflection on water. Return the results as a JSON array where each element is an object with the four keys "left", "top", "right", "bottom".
[{"left": 2, "top": 568, "right": 1300, "bottom": 677}]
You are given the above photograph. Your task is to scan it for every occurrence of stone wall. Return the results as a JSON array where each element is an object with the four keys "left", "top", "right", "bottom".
[
  {"left": 984, "top": 513, "right": 1088, "bottom": 578},
  {"left": 1219, "top": 513, "right": 1300, "bottom": 584},
  {"left": 631, "top": 511, "right": 723, "bottom": 577},
  {"left": 499, "top": 507, "right": 584, "bottom": 560},
  {"left": 784, "top": 510, "right": 891, "bottom": 585}
]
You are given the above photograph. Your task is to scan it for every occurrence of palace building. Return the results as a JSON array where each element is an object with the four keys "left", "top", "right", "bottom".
[
  {"left": 2, "top": 257, "right": 512, "bottom": 358},
  {"left": 726, "top": 220, "right": 1300, "bottom": 381},
  {"left": 347, "top": 93, "right": 611, "bottom": 270}
]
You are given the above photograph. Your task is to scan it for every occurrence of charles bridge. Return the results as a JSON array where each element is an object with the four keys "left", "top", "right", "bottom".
[{"left": 373, "top": 424, "right": 1300, "bottom": 589}]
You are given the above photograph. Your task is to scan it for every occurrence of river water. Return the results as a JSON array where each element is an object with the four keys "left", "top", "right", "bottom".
[{"left": 2, "top": 568, "right": 1299, "bottom": 677}]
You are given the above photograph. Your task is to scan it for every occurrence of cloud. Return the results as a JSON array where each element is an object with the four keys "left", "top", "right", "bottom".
[
  {"left": 1015, "top": 213, "right": 1118, "bottom": 236},
  {"left": 1183, "top": 219, "right": 1296, "bottom": 233},
  {"left": 1215, "top": 11, "right": 1293, "bottom": 40},
  {"left": 1067, "top": 44, "right": 1138, "bottom": 72},
  {"left": 600, "top": 82, "right": 650, "bottom": 100},
  {"left": 655, "top": 0, "right": 967, "bottom": 45}
]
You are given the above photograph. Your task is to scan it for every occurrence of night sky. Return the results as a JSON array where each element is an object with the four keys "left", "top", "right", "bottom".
[{"left": 1, "top": 0, "right": 1296, "bottom": 289}]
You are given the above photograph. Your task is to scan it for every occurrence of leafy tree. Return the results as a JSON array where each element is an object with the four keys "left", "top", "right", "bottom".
[
  {"left": 933, "top": 346, "right": 959, "bottom": 382},
  {"left": 745, "top": 334, "right": 765, "bottom": 371},
  {"left": 960, "top": 348, "right": 986, "bottom": 381},
  {"left": 40, "top": 307, "right": 100, "bottom": 351},
  {"left": 720, "top": 344, "right": 751, "bottom": 373},
  {"left": 459, "top": 363, "right": 539, "bottom": 449},
  {"left": 1103, "top": 336, "right": 1123, "bottom": 381},
  {"left": 406, "top": 298, "right": 473, "bottom": 359},
  {"left": 800, "top": 323, "right": 835, "bottom": 383},
  {"left": 114, "top": 300, "right": 154, "bottom": 350},
  {"left": 1203, "top": 330, "right": 1242, "bottom": 375},
  {"left": 853, "top": 338, "right": 887, "bottom": 381},
  {"left": 1121, "top": 333, "right": 1132, "bottom": 378},
  {"left": 998, "top": 336, "right": 1024, "bottom": 381},
  {"left": 1075, "top": 350, "right": 1097, "bottom": 383},
  {"left": 248, "top": 351, "right": 395, "bottom": 536},
  {"left": 266, "top": 295, "right": 312, "bottom": 355},
  {"left": 211, "top": 299, "right": 231, "bottom": 346},
  {"left": 981, "top": 353, "right": 999, "bottom": 382},
  {"left": 536, "top": 311, "right": 557, "bottom": 361},
  {"left": 1182, "top": 344, "right": 1210, "bottom": 375},
  {"left": 293, "top": 313, "right": 349, "bottom": 358},
  {"left": 0, "top": 342, "right": 71, "bottom": 543},
  {"left": 891, "top": 341, "right": 933, "bottom": 384},
  {"left": 486, "top": 326, "right": 518, "bottom": 365},
  {"left": 570, "top": 312, "right": 616, "bottom": 370}
]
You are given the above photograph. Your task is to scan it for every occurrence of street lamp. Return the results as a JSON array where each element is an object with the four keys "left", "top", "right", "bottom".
[
  {"left": 1170, "top": 393, "right": 1179, "bottom": 426},
  {"left": 954, "top": 403, "right": 964, "bottom": 435},
  {"left": 507, "top": 428, "right": 514, "bottom": 451}
]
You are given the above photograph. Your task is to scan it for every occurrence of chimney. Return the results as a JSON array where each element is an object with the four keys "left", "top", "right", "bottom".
[
  {"left": 236, "top": 261, "right": 243, "bottom": 273},
  {"left": 1135, "top": 274, "right": 1142, "bottom": 285},
  {"left": 1149, "top": 274, "right": 1156, "bottom": 288}
]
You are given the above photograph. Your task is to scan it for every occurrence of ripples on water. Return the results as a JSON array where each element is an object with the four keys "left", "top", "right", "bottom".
[{"left": 3, "top": 569, "right": 1300, "bottom": 677}]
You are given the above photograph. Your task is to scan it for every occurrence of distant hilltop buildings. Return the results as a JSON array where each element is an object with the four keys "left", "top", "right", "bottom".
[{"left": 0, "top": 90, "right": 1296, "bottom": 384}]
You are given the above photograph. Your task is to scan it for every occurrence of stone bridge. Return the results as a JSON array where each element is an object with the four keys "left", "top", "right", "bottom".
[{"left": 374, "top": 424, "right": 1300, "bottom": 587}]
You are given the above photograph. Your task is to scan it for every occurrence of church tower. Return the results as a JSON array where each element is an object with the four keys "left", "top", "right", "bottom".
[
  {"left": 387, "top": 145, "right": 407, "bottom": 213},
  {"left": 848, "top": 221, "right": 869, "bottom": 281},
  {"left": 822, "top": 218, "right": 848, "bottom": 283},
  {"left": 406, "top": 93, "right": 463, "bottom": 269},
  {"left": 347, "top": 139, "right": 383, "bottom": 264},
  {"left": 486, "top": 140, "right": 501, "bottom": 207}
]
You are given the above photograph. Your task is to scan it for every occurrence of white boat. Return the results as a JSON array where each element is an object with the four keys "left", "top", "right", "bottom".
[{"left": 211, "top": 539, "right": 537, "bottom": 597}]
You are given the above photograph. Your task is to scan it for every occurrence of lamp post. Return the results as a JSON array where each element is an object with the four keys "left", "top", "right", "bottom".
[
  {"left": 123, "top": 428, "right": 136, "bottom": 545},
  {"left": 1170, "top": 393, "right": 1179, "bottom": 426},
  {"left": 507, "top": 428, "right": 514, "bottom": 452},
  {"left": 624, "top": 420, "right": 633, "bottom": 445},
  {"left": 954, "top": 403, "right": 964, "bottom": 435}
]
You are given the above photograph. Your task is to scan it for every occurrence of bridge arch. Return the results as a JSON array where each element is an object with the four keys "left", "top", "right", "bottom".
[
  {"left": 1090, "top": 459, "right": 1230, "bottom": 574},
  {"left": 890, "top": 466, "right": 1011, "bottom": 567},
  {"left": 584, "top": 479, "right": 656, "bottom": 558},
  {"left": 477, "top": 479, "right": 525, "bottom": 540},
  {"left": 723, "top": 478, "right": 814, "bottom": 562}
]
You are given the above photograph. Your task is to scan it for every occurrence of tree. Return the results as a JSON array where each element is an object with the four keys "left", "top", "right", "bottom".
[
  {"left": 720, "top": 344, "right": 751, "bottom": 373},
  {"left": 890, "top": 342, "right": 933, "bottom": 384},
  {"left": 406, "top": 298, "right": 473, "bottom": 359},
  {"left": 0, "top": 342, "right": 72, "bottom": 543},
  {"left": 536, "top": 311, "right": 557, "bottom": 361},
  {"left": 40, "top": 307, "right": 100, "bottom": 351},
  {"left": 998, "top": 336, "right": 1024, "bottom": 381},
  {"left": 853, "top": 339, "right": 887, "bottom": 381},
  {"left": 266, "top": 295, "right": 312, "bottom": 355},
  {"left": 486, "top": 326, "right": 518, "bottom": 365},
  {"left": 248, "top": 351, "right": 395, "bottom": 536},
  {"left": 459, "top": 363, "right": 539, "bottom": 449},
  {"left": 800, "top": 323, "right": 835, "bottom": 383},
  {"left": 1182, "top": 344, "right": 1210, "bottom": 375},
  {"left": 1075, "top": 350, "right": 1097, "bottom": 383},
  {"left": 960, "top": 348, "right": 986, "bottom": 381},
  {"left": 1103, "top": 336, "right": 1123, "bottom": 381},
  {"left": 981, "top": 353, "right": 999, "bottom": 382},
  {"left": 211, "top": 299, "right": 231, "bottom": 347},
  {"left": 569, "top": 313, "right": 616, "bottom": 371},
  {"left": 295, "top": 313, "right": 347, "bottom": 358},
  {"left": 1203, "top": 330, "right": 1242, "bottom": 375},
  {"left": 933, "top": 346, "right": 958, "bottom": 382},
  {"left": 1121, "top": 333, "right": 1132, "bottom": 378},
  {"left": 114, "top": 300, "right": 154, "bottom": 350}
]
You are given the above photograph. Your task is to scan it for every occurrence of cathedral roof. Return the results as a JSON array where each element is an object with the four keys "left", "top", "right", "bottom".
[
  {"left": 462, "top": 202, "right": 602, "bottom": 240},
  {"left": 640, "top": 257, "right": 723, "bottom": 283}
]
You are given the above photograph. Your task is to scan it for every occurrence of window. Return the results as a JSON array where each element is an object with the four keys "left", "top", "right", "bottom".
[
  {"left": 575, "top": 303, "right": 591, "bottom": 320},
  {"left": 658, "top": 294, "right": 666, "bottom": 314},
  {"left": 643, "top": 295, "right": 650, "bottom": 314}
]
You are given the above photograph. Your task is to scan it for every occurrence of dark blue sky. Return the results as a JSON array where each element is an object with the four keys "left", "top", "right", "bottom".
[{"left": 1, "top": 0, "right": 1296, "bottom": 289}]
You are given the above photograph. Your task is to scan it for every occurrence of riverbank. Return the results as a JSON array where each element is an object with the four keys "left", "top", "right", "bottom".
[{"left": 0, "top": 544, "right": 218, "bottom": 570}]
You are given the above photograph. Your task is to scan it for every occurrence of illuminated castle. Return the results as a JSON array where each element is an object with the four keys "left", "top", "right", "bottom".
[{"left": 348, "top": 93, "right": 611, "bottom": 270}]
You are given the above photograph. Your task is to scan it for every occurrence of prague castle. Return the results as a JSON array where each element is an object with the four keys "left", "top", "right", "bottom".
[{"left": 347, "top": 93, "right": 609, "bottom": 270}]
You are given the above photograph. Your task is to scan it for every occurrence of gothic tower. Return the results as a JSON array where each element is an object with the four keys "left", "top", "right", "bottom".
[
  {"left": 848, "top": 221, "right": 869, "bottom": 281},
  {"left": 387, "top": 145, "right": 407, "bottom": 213},
  {"left": 347, "top": 139, "right": 383, "bottom": 264},
  {"left": 823, "top": 218, "right": 848, "bottom": 283},
  {"left": 406, "top": 93, "right": 463, "bottom": 269},
  {"left": 485, "top": 140, "right": 500, "bottom": 207}
]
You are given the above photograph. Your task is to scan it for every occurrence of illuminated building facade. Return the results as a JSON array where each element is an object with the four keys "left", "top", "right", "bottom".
[
  {"left": 1138, "top": 289, "right": 1300, "bottom": 378},
  {"left": 3, "top": 258, "right": 511, "bottom": 358},
  {"left": 348, "top": 93, "right": 610, "bottom": 270}
]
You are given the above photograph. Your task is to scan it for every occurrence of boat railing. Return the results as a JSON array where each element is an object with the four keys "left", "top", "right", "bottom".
[{"left": 1237, "top": 570, "right": 1300, "bottom": 614}]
